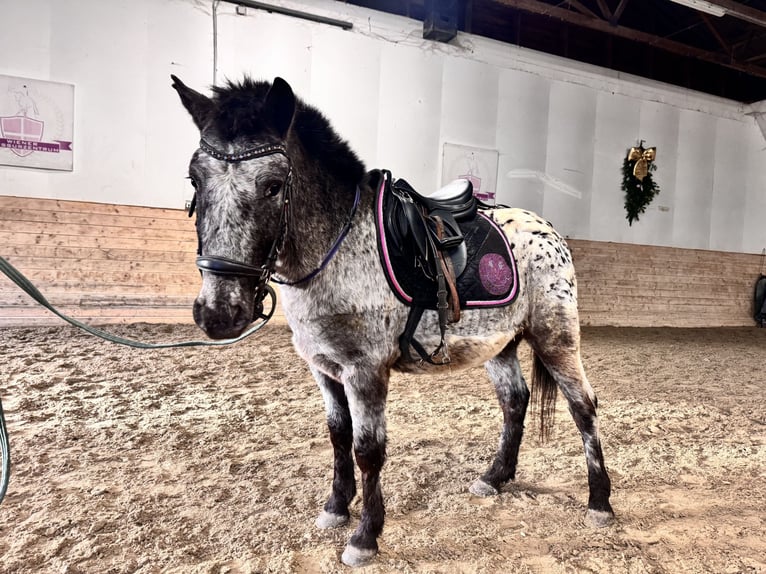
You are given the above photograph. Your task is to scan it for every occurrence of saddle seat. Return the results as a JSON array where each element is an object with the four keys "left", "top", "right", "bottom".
[
  {"left": 430, "top": 178, "right": 473, "bottom": 200},
  {"left": 403, "top": 178, "right": 476, "bottom": 218}
]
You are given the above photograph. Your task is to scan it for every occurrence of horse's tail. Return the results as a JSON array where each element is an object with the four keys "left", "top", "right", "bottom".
[{"left": 531, "top": 354, "right": 558, "bottom": 442}]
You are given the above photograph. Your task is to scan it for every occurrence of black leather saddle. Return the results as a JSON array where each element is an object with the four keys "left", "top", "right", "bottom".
[
  {"left": 374, "top": 170, "right": 519, "bottom": 365},
  {"left": 386, "top": 176, "right": 476, "bottom": 283}
]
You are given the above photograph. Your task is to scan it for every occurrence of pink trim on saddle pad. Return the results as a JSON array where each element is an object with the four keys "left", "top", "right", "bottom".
[{"left": 376, "top": 175, "right": 413, "bottom": 303}]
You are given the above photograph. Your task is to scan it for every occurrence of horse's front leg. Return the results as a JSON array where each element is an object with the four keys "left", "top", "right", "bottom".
[
  {"left": 314, "top": 368, "right": 356, "bottom": 529},
  {"left": 340, "top": 365, "right": 389, "bottom": 567}
]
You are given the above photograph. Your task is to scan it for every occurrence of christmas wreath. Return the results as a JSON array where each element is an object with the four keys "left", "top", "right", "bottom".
[{"left": 622, "top": 144, "right": 659, "bottom": 225}]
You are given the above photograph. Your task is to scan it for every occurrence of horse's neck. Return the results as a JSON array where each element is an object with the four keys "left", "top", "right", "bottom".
[
  {"left": 277, "top": 175, "right": 372, "bottom": 283},
  {"left": 277, "top": 180, "right": 407, "bottom": 337}
]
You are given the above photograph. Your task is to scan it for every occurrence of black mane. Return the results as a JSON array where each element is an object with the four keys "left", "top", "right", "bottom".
[{"left": 209, "top": 78, "right": 366, "bottom": 187}]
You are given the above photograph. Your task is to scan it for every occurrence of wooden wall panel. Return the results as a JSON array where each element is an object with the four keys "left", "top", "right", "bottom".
[
  {"left": 0, "top": 196, "right": 203, "bottom": 327},
  {"left": 569, "top": 239, "right": 762, "bottom": 327},
  {"left": 0, "top": 196, "right": 760, "bottom": 328}
]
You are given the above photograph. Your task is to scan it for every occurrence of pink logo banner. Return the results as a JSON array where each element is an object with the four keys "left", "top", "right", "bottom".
[
  {"left": 0, "top": 76, "right": 75, "bottom": 170},
  {"left": 0, "top": 137, "right": 73, "bottom": 154}
]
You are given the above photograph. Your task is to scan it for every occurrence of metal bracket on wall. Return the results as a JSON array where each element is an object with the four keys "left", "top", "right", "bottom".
[{"left": 224, "top": 1, "right": 352, "bottom": 30}]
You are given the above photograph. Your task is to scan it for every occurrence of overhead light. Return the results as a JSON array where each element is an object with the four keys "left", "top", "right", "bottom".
[{"left": 668, "top": 0, "right": 727, "bottom": 17}]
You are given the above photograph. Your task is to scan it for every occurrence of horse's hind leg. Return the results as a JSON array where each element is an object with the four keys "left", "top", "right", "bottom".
[
  {"left": 470, "top": 339, "right": 530, "bottom": 496},
  {"left": 314, "top": 369, "right": 356, "bottom": 529},
  {"left": 528, "top": 316, "right": 615, "bottom": 527}
]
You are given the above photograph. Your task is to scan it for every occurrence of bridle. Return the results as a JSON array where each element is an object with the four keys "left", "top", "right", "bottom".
[{"left": 189, "top": 138, "right": 360, "bottom": 323}]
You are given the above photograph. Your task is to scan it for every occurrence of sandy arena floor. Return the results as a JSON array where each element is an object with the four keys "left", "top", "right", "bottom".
[{"left": 0, "top": 323, "right": 764, "bottom": 573}]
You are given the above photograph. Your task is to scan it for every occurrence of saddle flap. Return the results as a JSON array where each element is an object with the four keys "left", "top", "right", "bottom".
[
  {"left": 428, "top": 209, "right": 464, "bottom": 249},
  {"left": 390, "top": 197, "right": 429, "bottom": 258}
]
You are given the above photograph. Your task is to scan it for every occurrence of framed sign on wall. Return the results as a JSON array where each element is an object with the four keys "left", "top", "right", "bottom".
[
  {"left": 441, "top": 143, "right": 498, "bottom": 205},
  {"left": 0, "top": 75, "right": 74, "bottom": 171}
]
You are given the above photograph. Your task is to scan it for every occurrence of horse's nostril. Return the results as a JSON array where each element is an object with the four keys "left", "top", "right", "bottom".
[
  {"left": 230, "top": 304, "right": 251, "bottom": 331},
  {"left": 192, "top": 297, "right": 207, "bottom": 330},
  {"left": 193, "top": 296, "right": 251, "bottom": 339}
]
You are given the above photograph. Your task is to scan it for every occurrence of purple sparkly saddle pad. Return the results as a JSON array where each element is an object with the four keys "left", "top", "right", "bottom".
[{"left": 374, "top": 170, "right": 519, "bottom": 311}]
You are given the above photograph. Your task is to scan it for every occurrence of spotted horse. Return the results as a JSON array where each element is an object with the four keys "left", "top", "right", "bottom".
[{"left": 172, "top": 75, "right": 615, "bottom": 567}]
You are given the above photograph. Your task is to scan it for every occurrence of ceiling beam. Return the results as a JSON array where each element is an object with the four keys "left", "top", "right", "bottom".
[
  {"left": 733, "top": 28, "right": 766, "bottom": 51},
  {"left": 700, "top": 13, "right": 731, "bottom": 54},
  {"left": 495, "top": 0, "right": 766, "bottom": 80},
  {"left": 610, "top": 0, "right": 631, "bottom": 25},
  {"left": 564, "top": 0, "right": 599, "bottom": 19},
  {"left": 695, "top": 0, "right": 766, "bottom": 28},
  {"left": 594, "top": 0, "right": 612, "bottom": 21}
]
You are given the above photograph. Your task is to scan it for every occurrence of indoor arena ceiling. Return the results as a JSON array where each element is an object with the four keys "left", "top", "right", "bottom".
[{"left": 345, "top": 0, "right": 766, "bottom": 103}]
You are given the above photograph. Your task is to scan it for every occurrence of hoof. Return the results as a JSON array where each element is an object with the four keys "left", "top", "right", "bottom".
[
  {"left": 315, "top": 510, "right": 349, "bottom": 529},
  {"left": 586, "top": 508, "right": 615, "bottom": 528},
  {"left": 341, "top": 544, "right": 376, "bottom": 567},
  {"left": 469, "top": 479, "right": 498, "bottom": 497}
]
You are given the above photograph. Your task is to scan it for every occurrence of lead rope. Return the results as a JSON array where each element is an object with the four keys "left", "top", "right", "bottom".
[
  {"left": 0, "top": 256, "right": 274, "bottom": 349},
  {"left": 0, "top": 392, "right": 8, "bottom": 504},
  {"left": 0, "top": 255, "right": 276, "bottom": 505}
]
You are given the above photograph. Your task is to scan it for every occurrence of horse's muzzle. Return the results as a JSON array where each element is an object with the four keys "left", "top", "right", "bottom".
[{"left": 193, "top": 293, "right": 253, "bottom": 340}]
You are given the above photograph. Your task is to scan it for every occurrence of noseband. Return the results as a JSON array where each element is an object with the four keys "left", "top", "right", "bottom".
[{"left": 190, "top": 138, "right": 360, "bottom": 323}]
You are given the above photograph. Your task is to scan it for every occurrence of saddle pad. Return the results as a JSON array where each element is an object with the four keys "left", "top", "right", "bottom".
[{"left": 375, "top": 173, "right": 519, "bottom": 310}]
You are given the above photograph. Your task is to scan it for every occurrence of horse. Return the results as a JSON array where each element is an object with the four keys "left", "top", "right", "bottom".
[{"left": 171, "top": 75, "right": 615, "bottom": 566}]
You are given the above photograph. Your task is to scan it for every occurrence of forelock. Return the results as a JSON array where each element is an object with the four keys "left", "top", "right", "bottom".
[
  {"left": 207, "top": 78, "right": 273, "bottom": 141},
  {"left": 202, "top": 76, "right": 366, "bottom": 186}
]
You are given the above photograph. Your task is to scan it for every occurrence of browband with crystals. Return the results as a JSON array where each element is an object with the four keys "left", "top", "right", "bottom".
[{"left": 199, "top": 139, "right": 288, "bottom": 163}]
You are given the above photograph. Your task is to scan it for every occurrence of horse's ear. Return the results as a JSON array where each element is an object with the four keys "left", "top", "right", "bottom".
[
  {"left": 263, "top": 77, "right": 295, "bottom": 138},
  {"left": 171, "top": 75, "right": 213, "bottom": 130}
]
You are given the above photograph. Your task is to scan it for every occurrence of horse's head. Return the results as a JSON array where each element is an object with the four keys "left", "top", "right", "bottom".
[{"left": 172, "top": 75, "right": 296, "bottom": 339}]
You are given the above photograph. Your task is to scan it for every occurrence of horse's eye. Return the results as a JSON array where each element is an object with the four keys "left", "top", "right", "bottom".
[{"left": 266, "top": 181, "right": 282, "bottom": 197}]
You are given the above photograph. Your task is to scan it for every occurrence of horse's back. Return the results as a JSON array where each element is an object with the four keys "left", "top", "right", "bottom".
[
  {"left": 494, "top": 207, "right": 575, "bottom": 276},
  {"left": 493, "top": 206, "right": 579, "bottom": 317},
  {"left": 493, "top": 207, "right": 558, "bottom": 237}
]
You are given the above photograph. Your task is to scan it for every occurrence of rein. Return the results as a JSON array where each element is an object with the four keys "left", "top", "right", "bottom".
[{"left": 273, "top": 185, "right": 360, "bottom": 286}]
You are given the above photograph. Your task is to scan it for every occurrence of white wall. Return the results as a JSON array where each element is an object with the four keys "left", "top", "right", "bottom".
[{"left": 1, "top": 0, "right": 765, "bottom": 254}]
